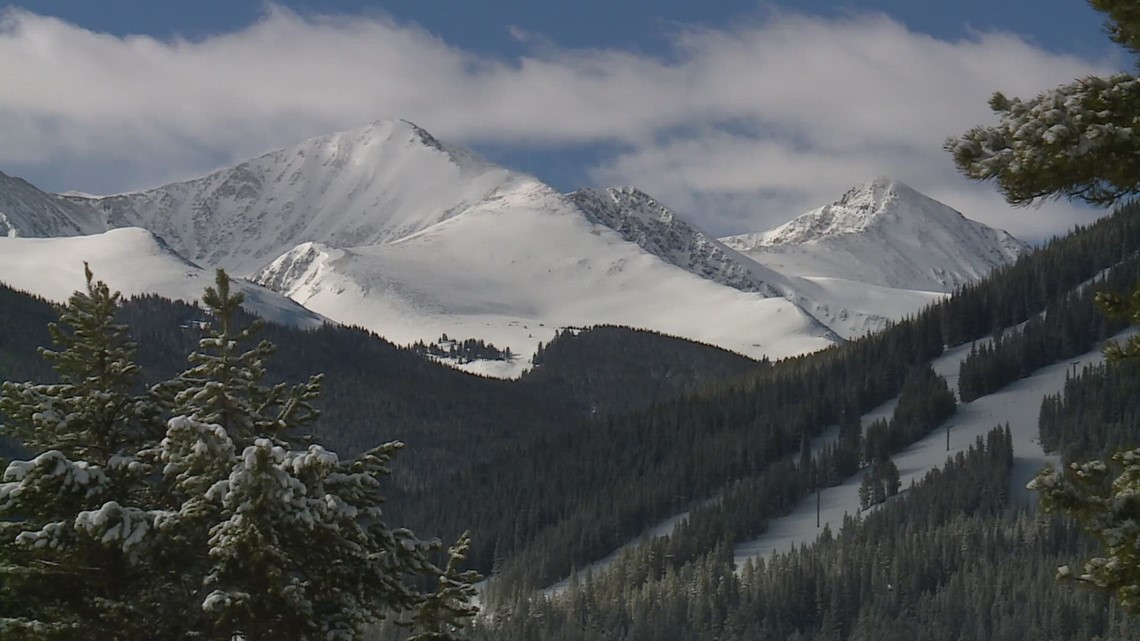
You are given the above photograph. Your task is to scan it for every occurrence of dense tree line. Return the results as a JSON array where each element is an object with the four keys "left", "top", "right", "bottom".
[
  {"left": 485, "top": 363, "right": 956, "bottom": 598},
  {"left": 957, "top": 254, "right": 1140, "bottom": 402},
  {"left": 474, "top": 427, "right": 1140, "bottom": 641},
  {"left": 445, "top": 316, "right": 948, "bottom": 587},
  {"left": 0, "top": 286, "right": 757, "bottom": 490},
  {"left": 1039, "top": 361, "right": 1140, "bottom": 460},
  {"left": 524, "top": 325, "right": 760, "bottom": 416},
  {"left": 412, "top": 335, "right": 513, "bottom": 364}
]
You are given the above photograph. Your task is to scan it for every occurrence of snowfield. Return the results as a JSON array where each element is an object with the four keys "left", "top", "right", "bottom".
[{"left": 0, "top": 228, "right": 325, "bottom": 329}]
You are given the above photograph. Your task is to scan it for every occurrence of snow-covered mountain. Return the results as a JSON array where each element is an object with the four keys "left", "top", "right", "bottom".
[
  {"left": 0, "top": 171, "right": 103, "bottom": 238},
  {"left": 0, "top": 123, "right": 1029, "bottom": 374},
  {"left": 73, "top": 120, "right": 526, "bottom": 275},
  {"left": 246, "top": 166, "right": 836, "bottom": 377},
  {"left": 0, "top": 228, "right": 325, "bottom": 328},
  {"left": 721, "top": 178, "right": 1029, "bottom": 293},
  {"left": 50, "top": 120, "right": 835, "bottom": 375},
  {"left": 568, "top": 187, "right": 788, "bottom": 298}
]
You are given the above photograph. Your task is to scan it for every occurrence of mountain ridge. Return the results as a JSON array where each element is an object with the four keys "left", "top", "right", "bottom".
[{"left": 0, "top": 123, "right": 1029, "bottom": 373}]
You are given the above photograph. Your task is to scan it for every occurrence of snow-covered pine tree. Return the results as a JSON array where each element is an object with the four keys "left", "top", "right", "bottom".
[
  {"left": 0, "top": 266, "right": 170, "bottom": 639},
  {"left": 160, "top": 269, "right": 322, "bottom": 449},
  {"left": 410, "top": 532, "right": 481, "bottom": 641},
  {"left": 2, "top": 268, "right": 479, "bottom": 640},
  {"left": 952, "top": 0, "right": 1140, "bottom": 614},
  {"left": 946, "top": 3, "right": 1140, "bottom": 207},
  {"left": 150, "top": 270, "right": 479, "bottom": 640},
  {"left": 0, "top": 264, "right": 158, "bottom": 459}
]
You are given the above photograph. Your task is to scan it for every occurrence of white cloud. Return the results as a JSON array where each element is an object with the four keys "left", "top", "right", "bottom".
[{"left": 0, "top": 5, "right": 1119, "bottom": 238}]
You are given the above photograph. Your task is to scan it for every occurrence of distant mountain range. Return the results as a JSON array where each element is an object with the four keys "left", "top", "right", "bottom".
[{"left": 0, "top": 120, "right": 1029, "bottom": 375}]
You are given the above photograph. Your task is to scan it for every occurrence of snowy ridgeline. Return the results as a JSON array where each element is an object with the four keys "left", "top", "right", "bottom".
[
  {"left": 532, "top": 329, "right": 1127, "bottom": 596},
  {"left": 0, "top": 123, "right": 1027, "bottom": 380}
]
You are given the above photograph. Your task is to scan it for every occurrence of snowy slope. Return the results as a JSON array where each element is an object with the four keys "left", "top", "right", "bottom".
[
  {"left": 722, "top": 178, "right": 1029, "bottom": 293},
  {"left": 251, "top": 179, "right": 836, "bottom": 377},
  {"left": 731, "top": 330, "right": 1125, "bottom": 565},
  {"left": 38, "top": 120, "right": 834, "bottom": 373},
  {"left": 73, "top": 120, "right": 525, "bottom": 276},
  {"left": 565, "top": 186, "right": 949, "bottom": 341},
  {"left": 568, "top": 187, "right": 789, "bottom": 297},
  {"left": 0, "top": 228, "right": 325, "bottom": 329},
  {"left": 0, "top": 170, "right": 104, "bottom": 238}
]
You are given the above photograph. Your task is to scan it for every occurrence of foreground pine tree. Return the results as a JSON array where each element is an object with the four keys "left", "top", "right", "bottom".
[
  {"left": 950, "top": 0, "right": 1140, "bottom": 614},
  {"left": 946, "top": 2, "right": 1140, "bottom": 207},
  {"left": 0, "top": 269, "right": 479, "bottom": 640},
  {"left": 0, "top": 266, "right": 168, "bottom": 639}
]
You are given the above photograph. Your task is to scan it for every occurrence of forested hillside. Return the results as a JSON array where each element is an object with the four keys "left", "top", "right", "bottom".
[
  {"left": 469, "top": 300, "right": 1140, "bottom": 640},
  {"left": 474, "top": 427, "right": 1138, "bottom": 641},
  {"left": 408, "top": 201, "right": 1140, "bottom": 585},
  {"left": 0, "top": 285, "right": 759, "bottom": 490}
]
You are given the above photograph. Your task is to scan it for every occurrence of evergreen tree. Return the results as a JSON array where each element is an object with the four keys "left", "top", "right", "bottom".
[
  {"left": 946, "top": 3, "right": 1140, "bottom": 207},
  {"left": 951, "top": 0, "right": 1140, "bottom": 614},
  {"left": 0, "top": 269, "right": 481, "bottom": 640},
  {"left": 153, "top": 270, "right": 480, "bottom": 640},
  {"left": 410, "top": 532, "right": 482, "bottom": 641},
  {"left": 882, "top": 459, "right": 901, "bottom": 498},
  {"left": 160, "top": 269, "right": 322, "bottom": 449},
  {"left": 0, "top": 267, "right": 168, "bottom": 639}
]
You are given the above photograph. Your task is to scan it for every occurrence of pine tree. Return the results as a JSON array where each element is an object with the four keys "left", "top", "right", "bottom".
[
  {"left": 1, "top": 269, "right": 481, "bottom": 640},
  {"left": 952, "top": 1, "right": 1140, "bottom": 614},
  {"left": 882, "top": 459, "right": 901, "bottom": 498},
  {"left": 410, "top": 532, "right": 482, "bottom": 641},
  {"left": 945, "top": 1, "right": 1140, "bottom": 207},
  {"left": 0, "top": 264, "right": 158, "bottom": 460},
  {"left": 152, "top": 270, "right": 480, "bottom": 640},
  {"left": 0, "top": 266, "right": 168, "bottom": 639},
  {"left": 858, "top": 475, "right": 873, "bottom": 510},
  {"left": 159, "top": 269, "right": 322, "bottom": 449}
]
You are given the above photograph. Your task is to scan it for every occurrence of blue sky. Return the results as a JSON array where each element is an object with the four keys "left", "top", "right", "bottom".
[
  {"left": 25, "top": 1, "right": 1115, "bottom": 58},
  {"left": 1, "top": 1, "right": 1126, "bottom": 239}
]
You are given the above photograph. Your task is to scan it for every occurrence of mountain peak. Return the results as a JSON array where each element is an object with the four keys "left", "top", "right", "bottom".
[
  {"left": 720, "top": 180, "right": 1030, "bottom": 294},
  {"left": 0, "top": 170, "right": 104, "bottom": 238},
  {"left": 758, "top": 178, "right": 942, "bottom": 246},
  {"left": 83, "top": 120, "right": 523, "bottom": 274}
]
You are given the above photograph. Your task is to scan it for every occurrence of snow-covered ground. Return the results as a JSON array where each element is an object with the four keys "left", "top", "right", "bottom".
[
  {"left": 793, "top": 277, "right": 946, "bottom": 340},
  {"left": 0, "top": 228, "right": 325, "bottom": 329}
]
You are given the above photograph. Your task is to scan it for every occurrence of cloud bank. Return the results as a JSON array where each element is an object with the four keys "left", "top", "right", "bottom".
[{"left": 0, "top": 5, "right": 1116, "bottom": 239}]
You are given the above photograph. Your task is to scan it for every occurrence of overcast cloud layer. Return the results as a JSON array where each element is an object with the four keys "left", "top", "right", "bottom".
[{"left": 0, "top": 6, "right": 1118, "bottom": 240}]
